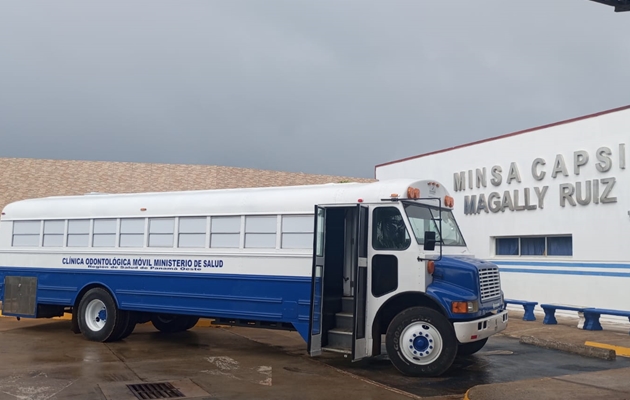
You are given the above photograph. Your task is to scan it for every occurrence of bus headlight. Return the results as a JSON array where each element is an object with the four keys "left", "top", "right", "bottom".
[{"left": 451, "top": 301, "right": 479, "bottom": 314}]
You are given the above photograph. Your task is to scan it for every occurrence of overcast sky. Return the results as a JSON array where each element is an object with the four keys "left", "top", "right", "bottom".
[{"left": 1, "top": 1, "right": 628, "bottom": 178}]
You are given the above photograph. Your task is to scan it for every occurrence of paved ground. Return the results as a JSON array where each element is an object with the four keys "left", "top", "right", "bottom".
[
  {"left": 1, "top": 309, "right": 630, "bottom": 399},
  {"left": 464, "top": 309, "right": 630, "bottom": 400},
  {"left": 0, "top": 318, "right": 411, "bottom": 400},
  {"left": 232, "top": 319, "right": 630, "bottom": 399},
  {"left": 321, "top": 337, "right": 630, "bottom": 397}
]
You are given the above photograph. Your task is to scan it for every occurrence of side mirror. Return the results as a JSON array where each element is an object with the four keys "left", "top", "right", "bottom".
[{"left": 424, "top": 231, "right": 436, "bottom": 251}]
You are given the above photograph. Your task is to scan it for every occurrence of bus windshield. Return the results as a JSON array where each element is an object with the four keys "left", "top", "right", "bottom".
[{"left": 403, "top": 202, "right": 466, "bottom": 247}]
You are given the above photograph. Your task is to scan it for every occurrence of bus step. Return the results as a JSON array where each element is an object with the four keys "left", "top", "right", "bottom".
[
  {"left": 322, "top": 346, "right": 351, "bottom": 355},
  {"left": 335, "top": 312, "right": 353, "bottom": 330},
  {"left": 328, "top": 328, "right": 352, "bottom": 349},
  {"left": 341, "top": 296, "right": 354, "bottom": 314}
]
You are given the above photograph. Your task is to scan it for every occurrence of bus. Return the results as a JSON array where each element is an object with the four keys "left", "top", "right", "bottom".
[{"left": 0, "top": 178, "right": 507, "bottom": 377}]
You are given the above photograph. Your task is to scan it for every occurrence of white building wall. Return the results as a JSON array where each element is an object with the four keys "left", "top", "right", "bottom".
[{"left": 375, "top": 106, "right": 630, "bottom": 318}]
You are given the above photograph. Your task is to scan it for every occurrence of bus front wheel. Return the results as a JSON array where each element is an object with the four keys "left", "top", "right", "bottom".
[
  {"left": 457, "top": 337, "right": 488, "bottom": 356},
  {"left": 77, "top": 288, "right": 128, "bottom": 342},
  {"left": 386, "top": 307, "right": 457, "bottom": 377}
]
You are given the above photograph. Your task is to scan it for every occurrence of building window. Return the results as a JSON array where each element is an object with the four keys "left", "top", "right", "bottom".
[
  {"left": 148, "top": 218, "right": 174, "bottom": 247},
  {"left": 178, "top": 217, "right": 207, "bottom": 248},
  {"left": 93, "top": 219, "right": 117, "bottom": 247},
  {"left": 210, "top": 216, "right": 241, "bottom": 248},
  {"left": 547, "top": 236, "right": 573, "bottom": 256},
  {"left": 12, "top": 220, "right": 41, "bottom": 247},
  {"left": 120, "top": 218, "right": 145, "bottom": 247},
  {"left": 495, "top": 238, "right": 518, "bottom": 255},
  {"left": 67, "top": 220, "right": 90, "bottom": 247},
  {"left": 43, "top": 220, "right": 64, "bottom": 247},
  {"left": 521, "top": 237, "right": 545, "bottom": 256},
  {"left": 281, "top": 215, "right": 313, "bottom": 249},
  {"left": 495, "top": 235, "right": 572, "bottom": 257},
  {"left": 245, "top": 216, "right": 277, "bottom": 248}
]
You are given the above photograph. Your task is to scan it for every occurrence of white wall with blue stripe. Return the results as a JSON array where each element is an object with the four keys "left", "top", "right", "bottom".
[{"left": 376, "top": 105, "right": 630, "bottom": 323}]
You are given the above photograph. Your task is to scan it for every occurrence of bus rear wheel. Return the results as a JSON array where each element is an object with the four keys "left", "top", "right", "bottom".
[
  {"left": 77, "top": 288, "right": 128, "bottom": 342},
  {"left": 184, "top": 317, "right": 200, "bottom": 330},
  {"left": 151, "top": 314, "right": 198, "bottom": 333},
  {"left": 386, "top": 307, "right": 457, "bottom": 377},
  {"left": 117, "top": 312, "right": 138, "bottom": 340}
]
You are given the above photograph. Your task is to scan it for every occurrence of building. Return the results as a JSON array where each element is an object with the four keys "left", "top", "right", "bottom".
[
  {"left": 0, "top": 157, "right": 374, "bottom": 213},
  {"left": 589, "top": 0, "right": 630, "bottom": 12},
  {"left": 375, "top": 105, "right": 630, "bottom": 321}
]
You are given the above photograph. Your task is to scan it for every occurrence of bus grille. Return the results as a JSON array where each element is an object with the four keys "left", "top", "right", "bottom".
[{"left": 479, "top": 267, "right": 501, "bottom": 301}]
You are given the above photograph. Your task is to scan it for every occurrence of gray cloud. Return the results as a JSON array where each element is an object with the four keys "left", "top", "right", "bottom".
[{"left": 1, "top": 0, "right": 628, "bottom": 178}]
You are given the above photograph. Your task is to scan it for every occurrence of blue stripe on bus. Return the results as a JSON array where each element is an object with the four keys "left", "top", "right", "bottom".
[
  {"left": 0, "top": 266, "right": 312, "bottom": 341},
  {"left": 498, "top": 268, "right": 630, "bottom": 278},
  {"left": 495, "top": 261, "right": 630, "bottom": 269}
]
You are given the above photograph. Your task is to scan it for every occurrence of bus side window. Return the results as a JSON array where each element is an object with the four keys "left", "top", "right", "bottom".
[
  {"left": 210, "top": 216, "right": 241, "bottom": 248},
  {"left": 67, "top": 219, "right": 90, "bottom": 247},
  {"left": 148, "top": 218, "right": 175, "bottom": 247},
  {"left": 12, "top": 220, "right": 41, "bottom": 247},
  {"left": 120, "top": 218, "right": 145, "bottom": 247},
  {"left": 372, "top": 207, "right": 411, "bottom": 251},
  {"left": 178, "top": 217, "right": 207, "bottom": 248},
  {"left": 281, "top": 215, "right": 313, "bottom": 249},
  {"left": 93, "top": 219, "right": 116, "bottom": 247},
  {"left": 43, "top": 220, "right": 64, "bottom": 247}
]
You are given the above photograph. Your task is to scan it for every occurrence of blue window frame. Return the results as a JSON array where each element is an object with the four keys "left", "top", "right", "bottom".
[{"left": 495, "top": 235, "right": 572, "bottom": 257}]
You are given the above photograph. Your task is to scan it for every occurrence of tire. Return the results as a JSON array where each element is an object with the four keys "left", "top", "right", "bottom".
[
  {"left": 107, "top": 310, "right": 135, "bottom": 341},
  {"left": 136, "top": 312, "right": 151, "bottom": 325},
  {"left": 117, "top": 312, "right": 138, "bottom": 340},
  {"left": 77, "top": 288, "right": 127, "bottom": 342},
  {"left": 184, "top": 317, "right": 200, "bottom": 330},
  {"left": 457, "top": 338, "right": 488, "bottom": 356},
  {"left": 70, "top": 308, "right": 81, "bottom": 334},
  {"left": 386, "top": 307, "right": 457, "bottom": 377},
  {"left": 151, "top": 314, "right": 195, "bottom": 333}
]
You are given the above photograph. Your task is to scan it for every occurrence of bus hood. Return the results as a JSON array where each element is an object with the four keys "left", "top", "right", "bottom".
[{"left": 427, "top": 255, "right": 504, "bottom": 319}]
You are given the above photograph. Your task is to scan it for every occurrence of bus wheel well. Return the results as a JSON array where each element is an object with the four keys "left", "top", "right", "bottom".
[
  {"left": 70, "top": 284, "right": 116, "bottom": 334},
  {"left": 373, "top": 292, "right": 446, "bottom": 336},
  {"left": 73, "top": 284, "right": 115, "bottom": 309}
]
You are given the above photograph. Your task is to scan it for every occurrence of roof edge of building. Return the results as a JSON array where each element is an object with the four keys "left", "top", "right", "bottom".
[{"left": 373, "top": 104, "right": 630, "bottom": 174}]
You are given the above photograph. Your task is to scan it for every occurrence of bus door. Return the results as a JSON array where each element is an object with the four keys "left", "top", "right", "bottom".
[
  {"left": 308, "top": 204, "right": 370, "bottom": 361},
  {"left": 308, "top": 206, "right": 326, "bottom": 356},
  {"left": 352, "top": 204, "right": 369, "bottom": 361}
]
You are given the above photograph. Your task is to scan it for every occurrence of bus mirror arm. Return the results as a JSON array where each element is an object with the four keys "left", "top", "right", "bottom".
[
  {"left": 419, "top": 231, "right": 443, "bottom": 262},
  {"left": 424, "top": 231, "right": 436, "bottom": 251},
  {"left": 418, "top": 253, "right": 440, "bottom": 261}
]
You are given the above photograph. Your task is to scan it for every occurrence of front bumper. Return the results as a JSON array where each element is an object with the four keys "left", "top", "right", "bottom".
[{"left": 453, "top": 310, "right": 508, "bottom": 344}]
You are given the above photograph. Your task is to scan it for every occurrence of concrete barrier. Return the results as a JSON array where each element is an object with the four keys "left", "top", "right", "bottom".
[{"left": 520, "top": 335, "right": 616, "bottom": 360}]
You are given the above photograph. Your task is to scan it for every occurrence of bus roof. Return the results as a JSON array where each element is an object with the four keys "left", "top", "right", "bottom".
[{"left": 1, "top": 179, "right": 453, "bottom": 220}]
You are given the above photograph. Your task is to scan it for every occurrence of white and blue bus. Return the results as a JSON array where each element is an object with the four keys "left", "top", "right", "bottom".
[{"left": 0, "top": 178, "right": 507, "bottom": 376}]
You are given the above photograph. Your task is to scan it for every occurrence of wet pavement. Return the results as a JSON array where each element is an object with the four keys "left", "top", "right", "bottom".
[
  {"left": 0, "top": 318, "right": 412, "bottom": 400},
  {"left": 318, "top": 336, "right": 630, "bottom": 398},
  {"left": 463, "top": 309, "right": 630, "bottom": 399},
  {"left": 1, "top": 310, "right": 630, "bottom": 399},
  {"left": 234, "top": 326, "right": 630, "bottom": 399}
]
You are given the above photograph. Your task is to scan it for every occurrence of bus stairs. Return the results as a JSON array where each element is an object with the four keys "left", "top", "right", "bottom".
[{"left": 323, "top": 296, "right": 354, "bottom": 354}]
